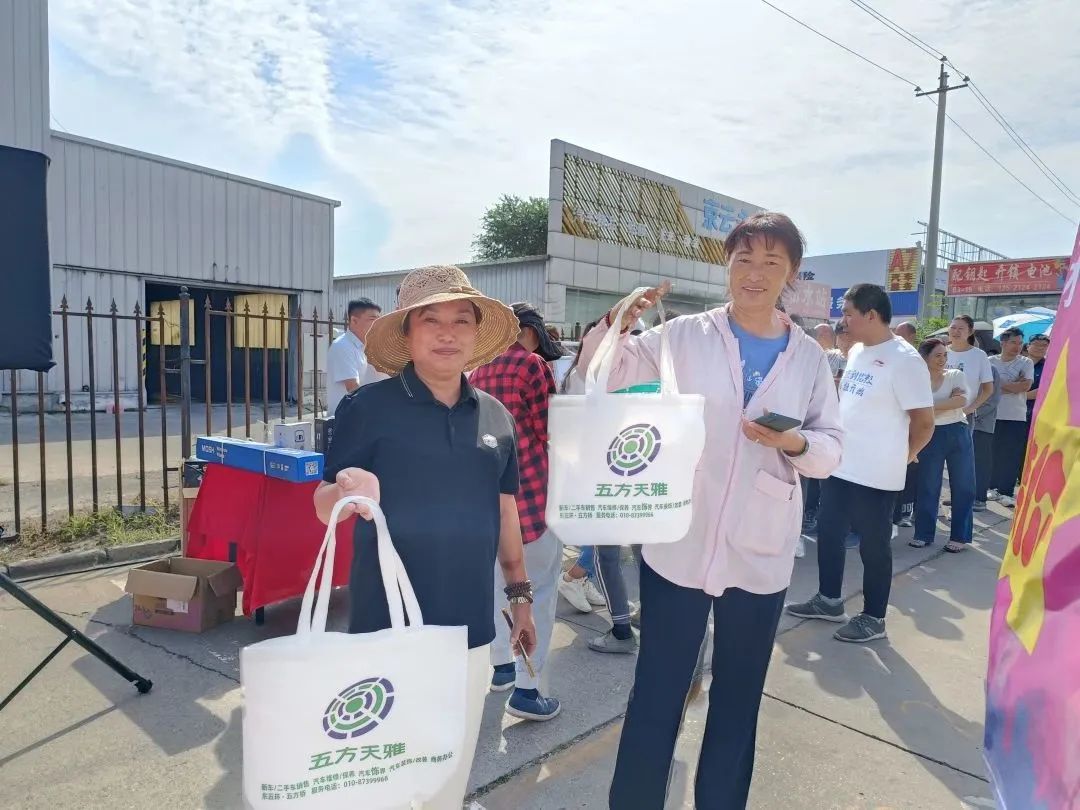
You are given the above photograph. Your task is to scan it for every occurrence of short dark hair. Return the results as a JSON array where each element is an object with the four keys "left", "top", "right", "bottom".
[
  {"left": 844, "top": 283, "right": 892, "bottom": 323},
  {"left": 724, "top": 211, "right": 806, "bottom": 269},
  {"left": 1030, "top": 333, "right": 1050, "bottom": 343},
  {"left": 918, "top": 337, "right": 946, "bottom": 360},
  {"left": 952, "top": 315, "right": 976, "bottom": 346},
  {"left": 347, "top": 298, "right": 381, "bottom": 318},
  {"left": 1000, "top": 327, "right": 1024, "bottom": 343}
]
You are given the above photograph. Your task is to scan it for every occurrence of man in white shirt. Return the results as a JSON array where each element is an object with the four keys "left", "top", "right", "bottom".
[
  {"left": 989, "top": 327, "right": 1034, "bottom": 507},
  {"left": 325, "top": 298, "right": 381, "bottom": 415},
  {"left": 787, "top": 284, "right": 935, "bottom": 643}
]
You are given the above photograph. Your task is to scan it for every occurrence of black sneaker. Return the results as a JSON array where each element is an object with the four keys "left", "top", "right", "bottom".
[
  {"left": 785, "top": 593, "right": 848, "bottom": 623},
  {"left": 834, "top": 614, "right": 887, "bottom": 643}
]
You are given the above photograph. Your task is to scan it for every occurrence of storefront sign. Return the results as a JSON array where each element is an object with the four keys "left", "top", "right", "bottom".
[
  {"left": 786, "top": 280, "right": 832, "bottom": 319},
  {"left": 886, "top": 247, "right": 920, "bottom": 292},
  {"left": 947, "top": 257, "right": 1067, "bottom": 297}
]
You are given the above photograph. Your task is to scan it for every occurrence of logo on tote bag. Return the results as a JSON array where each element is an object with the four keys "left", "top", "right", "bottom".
[
  {"left": 322, "top": 677, "right": 396, "bottom": 740},
  {"left": 607, "top": 424, "right": 662, "bottom": 476}
]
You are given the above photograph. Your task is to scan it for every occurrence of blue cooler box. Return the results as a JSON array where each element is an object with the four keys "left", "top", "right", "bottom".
[
  {"left": 195, "top": 436, "right": 274, "bottom": 475},
  {"left": 263, "top": 447, "right": 325, "bottom": 483}
]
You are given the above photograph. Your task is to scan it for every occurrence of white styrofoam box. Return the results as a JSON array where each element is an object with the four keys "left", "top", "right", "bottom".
[
  {"left": 548, "top": 231, "right": 575, "bottom": 260},
  {"left": 598, "top": 242, "right": 621, "bottom": 267},
  {"left": 270, "top": 421, "right": 313, "bottom": 450},
  {"left": 596, "top": 265, "right": 621, "bottom": 293},
  {"left": 572, "top": 261, "right": 599, "bottom": 288},
  {"left": 548, "top": 257, "right": 574, "bottom": 285}
]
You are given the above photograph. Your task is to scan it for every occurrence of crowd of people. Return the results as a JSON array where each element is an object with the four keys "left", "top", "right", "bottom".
[{"left": 309, "top": 211, "right": 1039, "bottom": 809}]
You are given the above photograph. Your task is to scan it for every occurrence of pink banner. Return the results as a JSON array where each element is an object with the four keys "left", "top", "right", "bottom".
[
  {"left": 984, "top": 225, "right": 1080, "bottom": 808},
  {"left": 786, "top": 279, "right": 832, "bottom": 320}
]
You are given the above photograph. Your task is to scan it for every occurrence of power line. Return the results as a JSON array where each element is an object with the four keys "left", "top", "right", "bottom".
[
  {"left": 844, "top": 0, "right": 944, "bottom": 61},
  {"left": 844, "top": 0, "right": 1080, "bottom": 209},
  {"left": 925, "top": 97, "right": 1076, "bottom": 225},
  {"left": 759, "top": 0, "right": 921, "bottom": 89}
]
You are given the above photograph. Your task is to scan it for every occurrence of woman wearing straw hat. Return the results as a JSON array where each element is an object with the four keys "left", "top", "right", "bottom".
[{"left": 314, "top": 265, "right": 538, "bottom": 809}]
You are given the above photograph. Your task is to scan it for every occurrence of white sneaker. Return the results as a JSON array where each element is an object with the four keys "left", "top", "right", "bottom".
[
  {"left": 558, "top": 573, "right": 593, "bottom": 613},
  {"left": 795, "top": 536, "right": 806, "bottom": 558},
  {"left": 999, "top": 495, "right": 1016, "bottom": 508},
  {"left": 891, "top": 524, "right": 899, "bottom": 540},
  {"left": 583, "top": 579, "right": 607, "bottom": 607},
  {"left": 987, "top": 489, "right": 1001, "bottom": 502}
]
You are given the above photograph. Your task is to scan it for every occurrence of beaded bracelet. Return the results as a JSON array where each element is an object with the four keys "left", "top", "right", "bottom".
[{"left": 504, "top": 580, "right": 534, "bottom": 604}]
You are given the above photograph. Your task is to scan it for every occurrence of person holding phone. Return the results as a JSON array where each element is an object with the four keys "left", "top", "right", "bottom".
[{"left": 574, "top": 212, "right": 843, "bottom": 810}]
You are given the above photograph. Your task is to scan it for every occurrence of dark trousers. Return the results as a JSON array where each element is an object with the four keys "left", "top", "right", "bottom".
[
  {"left": 817, "top": 477, "right": 896, "bottom": 619},
  {"left": 974, "top": 430, "right": 995, "bottom": 503},
  {"left": 992, "top": 420, "right": 1028, "bottom": 497},
  {"left": 804, "top": 477, "right": 821, "bottom": 515},
  {"left": 914, "top": 422, "right": 976, "bottom": 544},
  {"left": 892, "top": 462, "right": 918, "bottom": 523},
  {"left": 610, "top": 562, "right": 785, "bottom": 810}
]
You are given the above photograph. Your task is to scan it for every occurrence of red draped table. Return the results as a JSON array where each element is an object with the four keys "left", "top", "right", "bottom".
[{"left": 185, "top": 463, "right": 355, "bottom": 619}]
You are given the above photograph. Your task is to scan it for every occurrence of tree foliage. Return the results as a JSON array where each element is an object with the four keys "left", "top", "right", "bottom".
[{"left": 472, "top": 195, "right": 549, "bottom": 261}]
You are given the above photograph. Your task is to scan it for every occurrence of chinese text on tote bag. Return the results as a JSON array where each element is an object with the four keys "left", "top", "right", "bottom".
[
  {"left": 241, "top": 496, "right": 468, "bottom": 809},
  {"left": 546, "top": 292, "right": 706, "bottom": 545}
]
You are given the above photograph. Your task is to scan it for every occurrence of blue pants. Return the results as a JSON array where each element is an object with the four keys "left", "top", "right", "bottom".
[
  {"left": 610, "top": 562, "right": 784, "bottom": 809},
  {"left": 915, "top": 422, "right": 976, "bottom": 544}
]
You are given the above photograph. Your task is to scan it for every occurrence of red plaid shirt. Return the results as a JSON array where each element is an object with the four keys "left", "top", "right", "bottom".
[{"left": 469, "top": 342, "right": 556, "bottom": 544}]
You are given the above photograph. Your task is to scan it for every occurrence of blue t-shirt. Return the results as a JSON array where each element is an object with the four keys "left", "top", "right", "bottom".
[{"left": 729, "top": 321, "right": 790, "bottom": 405}]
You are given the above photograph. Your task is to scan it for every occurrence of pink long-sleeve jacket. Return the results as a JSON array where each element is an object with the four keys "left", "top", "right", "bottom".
[{"left": 579, "top": 304, "right": 844, "bottom": 597}]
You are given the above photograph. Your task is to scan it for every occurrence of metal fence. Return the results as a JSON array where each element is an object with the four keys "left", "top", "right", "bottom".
[{"left": 2, "top": 287, "right": 341, "bottom": 541}]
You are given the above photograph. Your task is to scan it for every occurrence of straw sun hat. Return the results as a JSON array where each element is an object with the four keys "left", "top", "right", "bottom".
[{"left": 364, "top": 265, "right": 520, "bottom": 375}]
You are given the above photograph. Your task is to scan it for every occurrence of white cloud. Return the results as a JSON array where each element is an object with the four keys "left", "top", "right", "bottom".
[{"left": 49, "top": 0, "right": 1080, "bottom": 271}]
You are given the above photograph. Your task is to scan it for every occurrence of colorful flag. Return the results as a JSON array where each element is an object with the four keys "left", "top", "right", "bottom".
[{"left": 984, "top": 224, "right": 1080, "bottom": 808}]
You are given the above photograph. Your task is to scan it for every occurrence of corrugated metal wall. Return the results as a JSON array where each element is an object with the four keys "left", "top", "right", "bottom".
[
  {"left": 332, "top": 257, "right": 549, "bottom": 316},
  {"left": 48, "top": 133, "right": 337, "bottom": 295},
  {"left": 0, "top": 0, "right": 49, "bottom": 154}
]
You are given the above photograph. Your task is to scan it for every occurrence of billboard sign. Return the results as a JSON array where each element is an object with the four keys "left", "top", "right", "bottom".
[
  {"left": 786, "top": 280, "right": 832, "bottom": 319},
  {"left": 886, "top": 247, "right": 920, "bottom": 292},
  {"left": 553, "top": 141, "right": 761, "bottom": 266},
  {"left": 947, "top": 257, "right": 1068, "bottom": 297}
]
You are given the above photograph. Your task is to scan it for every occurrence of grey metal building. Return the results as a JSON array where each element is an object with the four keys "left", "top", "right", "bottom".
[{"left": 1, "top": 0, "right": 339, "bottom": 408}]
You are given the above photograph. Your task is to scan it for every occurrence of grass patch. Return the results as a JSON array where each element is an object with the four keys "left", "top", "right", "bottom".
[{"left": 0, "top": 503, "right": 179, "bottom": 564}]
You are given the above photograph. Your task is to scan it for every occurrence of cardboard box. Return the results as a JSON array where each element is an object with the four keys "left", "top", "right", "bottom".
[
  {"left": 182, "top": 458, "right": 208, "bottom": 488},
  {"left": 314, "top": 416, "right": 335, "bottom": 453},
  {"left": 269, "top": 421, "right": 312, "bottom": 450},
  {"left": 195, "top": 436, "right": 274, "bottom": 475},
  {"left": 263, "top": 447, "right": 325, "bottom": 483},
  {"left": 124, "top": 557, "right": 242, "bottom": 632}
]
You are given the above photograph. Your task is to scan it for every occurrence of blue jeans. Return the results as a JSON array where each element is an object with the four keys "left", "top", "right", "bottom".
[
  {"left": 915, "top": 422, "right": 976, "bottom": 544},
  {"left": 577, "top": 545, "right": 596, "bottom": 578}
]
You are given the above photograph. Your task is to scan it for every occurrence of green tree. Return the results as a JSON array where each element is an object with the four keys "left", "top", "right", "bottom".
[{"left": 472, "top": 195, "right": 549, "bottom": 261}]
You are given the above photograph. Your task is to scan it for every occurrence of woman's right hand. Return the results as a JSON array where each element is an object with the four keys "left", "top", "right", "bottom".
[
  {"left": 611, "top": 281, "right": 671, "bottom": 331},
  {"left": 335, "top": 468, "right": 380, "bottom": 519}
]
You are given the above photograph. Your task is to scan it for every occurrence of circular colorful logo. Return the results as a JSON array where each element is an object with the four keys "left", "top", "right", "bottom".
[
  {"left": 322, "top": 677, "right": 395, "bottom": 740},
  {"left": 607, "top": 424, "right": 662, "bottom": 476}
]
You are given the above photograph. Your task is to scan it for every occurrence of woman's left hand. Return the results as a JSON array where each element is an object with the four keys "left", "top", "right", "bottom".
[{"left": 742, "top": 419, "right": 806, "bottom": 455}]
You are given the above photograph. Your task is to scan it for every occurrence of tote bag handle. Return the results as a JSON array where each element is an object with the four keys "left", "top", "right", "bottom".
[
  {"left": 297, "top": 496, "right": 424, "bottom": 637},
  {"left": 585, "top": 287, "right": 679, "bottom": 397}
]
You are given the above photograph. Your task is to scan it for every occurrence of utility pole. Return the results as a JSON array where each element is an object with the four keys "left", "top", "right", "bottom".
[{"left": 916, "top": 57, "right": 968, "bottom": 321}]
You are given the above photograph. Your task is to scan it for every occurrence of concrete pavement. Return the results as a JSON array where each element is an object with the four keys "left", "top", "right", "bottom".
[{"left": 0, "top": 502, "right": 1011, "bottom": 809}]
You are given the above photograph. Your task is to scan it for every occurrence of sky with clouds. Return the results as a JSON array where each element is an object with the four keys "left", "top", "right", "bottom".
[{"left": 48, "top": 0, "right": 1080, "bottom": 274}]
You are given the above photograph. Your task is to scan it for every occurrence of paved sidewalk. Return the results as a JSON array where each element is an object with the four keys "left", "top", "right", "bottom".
[{"left": 0, "top": 501, "right": 1011, "bottom": 809}]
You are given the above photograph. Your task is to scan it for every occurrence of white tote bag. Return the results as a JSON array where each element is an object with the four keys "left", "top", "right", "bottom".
[
  {"left": 241, "top": 496, "right": 468, "bottom": 809},
  {"left": 546, "top": 292, "right": 706, "bottom": 546}
]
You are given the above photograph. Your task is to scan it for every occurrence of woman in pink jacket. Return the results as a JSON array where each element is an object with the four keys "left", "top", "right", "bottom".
[{"left": 579, "top": 212, "right": 843, "bottom": 809}]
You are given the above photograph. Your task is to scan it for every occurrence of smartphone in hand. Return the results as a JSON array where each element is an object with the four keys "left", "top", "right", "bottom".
[{"left": 752, "top": 411, "right": 803, "bottom": 432}]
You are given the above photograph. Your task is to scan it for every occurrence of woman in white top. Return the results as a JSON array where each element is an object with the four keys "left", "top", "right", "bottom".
[
  {"left": 912, "top": 338, "right": 977, "bottom": 552},
  {"left": 945, "top": 315, "right": 994, "bottom": 425}
]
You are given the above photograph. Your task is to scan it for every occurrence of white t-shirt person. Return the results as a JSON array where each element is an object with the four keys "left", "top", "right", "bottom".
[
  {"left": 933, "top": 368, "right": 969, "bottom": 426},
  {"left": 325, "top": 330, "right": 372, "bottom": 415},
  {"left": 834, "top": 337, "right": 933, "bottom": 491},
  {"left": 990, "top": 354, "right": 1035, "bottom": 422},
  {"left": 946, "top": 345, "right": 993, "bottom": 409}
]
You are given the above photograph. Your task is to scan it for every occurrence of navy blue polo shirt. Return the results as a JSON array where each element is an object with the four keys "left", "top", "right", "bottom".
[{"left": 323, "top": 363, "right": 519, "bottom": 648}]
